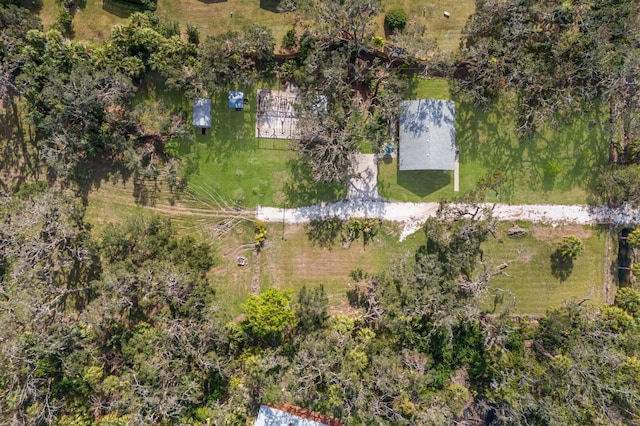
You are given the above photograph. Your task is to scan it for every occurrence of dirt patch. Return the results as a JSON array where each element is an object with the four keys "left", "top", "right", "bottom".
[
  {"left": 329, "top": 300, "right": 361, "bottom": 317},
  {"left": 531, "top": 224, "right": 592, "bottom": 242},
  {"left": 518, "top": 251, "right": 534, "bottom": 264}
]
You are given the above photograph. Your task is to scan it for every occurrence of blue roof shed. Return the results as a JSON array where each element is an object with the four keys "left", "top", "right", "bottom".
[{"left": 228, "top": 91, "right": 245, "bottom": 110}]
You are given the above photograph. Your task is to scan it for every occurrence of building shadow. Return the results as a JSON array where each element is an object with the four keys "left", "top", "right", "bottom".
[
  {"left": 397, "top": 169, "right": 451, "bottom": 197},
  {"left": 259, "top": 0, "right": 280, "bottom": 12}
]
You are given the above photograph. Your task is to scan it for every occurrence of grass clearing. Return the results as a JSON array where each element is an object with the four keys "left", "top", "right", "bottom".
[
  {"left": 72, "top": 0, "right": 131, "bottom": 41},
  {"left": 481, "top": 222, "right": 607, "bottom": 315},
  {"left": 375, "top": 0, "right": 475, "bottom": 52},
  {"left": 38, "top": 0, "right": 473, "bottom": 53},
  {"left": 379, "top": 78, "right": 609, "bottom": 204},
  {"left": 156, "top": 0, "right": 295, "bottom": 50},
  {"left": 255, "top": 222, "right": 425, "bottom": 314}
]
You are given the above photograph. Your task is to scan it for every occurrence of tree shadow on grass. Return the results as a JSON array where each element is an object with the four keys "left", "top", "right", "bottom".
[
  {"left": 18, "top": 0, "right": 43, "bottom": 13},
  {"left": 102, "top": 0, "right": 145, "bottom": 18},
  {"left": 74, "top": 159, "right": 136, "bottom": 203},
  {"left": 550, "top": 250, "right": 574, "bottom": 282},
  {"left": 305, "top": 218, "right": 344, "bottom": 249},
  {"left": 283, "top": 159, "right": 346, "bottom": 207},
  {"left": 0, "top": 97, "right": 41, "bottom": 191},
  {"left": 451, "top": 90, "right": 608, "bottom": 203}
]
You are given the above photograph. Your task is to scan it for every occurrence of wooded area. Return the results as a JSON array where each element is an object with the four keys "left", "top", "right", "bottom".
[{"left": 1, "top": 0, "right": 639, "bottom": 424}]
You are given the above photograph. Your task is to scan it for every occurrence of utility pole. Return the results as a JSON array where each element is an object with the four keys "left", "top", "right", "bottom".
[{"left": 282, "top": 202, "right": 287, "bottom": 240}]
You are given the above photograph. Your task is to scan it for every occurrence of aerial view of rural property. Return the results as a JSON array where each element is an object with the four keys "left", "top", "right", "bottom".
[{"left": 1, "top": 0, "right": 640, "bottom": 424}]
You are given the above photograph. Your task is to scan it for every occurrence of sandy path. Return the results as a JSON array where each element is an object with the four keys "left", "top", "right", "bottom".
[
  {"left": 257, "top": 201, "right": 637, "bottom": 240},
  {"left": 346, "top": 154, "right": 383, "bottom": 201}
]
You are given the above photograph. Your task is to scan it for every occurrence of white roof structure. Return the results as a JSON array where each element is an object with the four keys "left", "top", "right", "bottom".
[
  {"left": 192, "top": 98, "right": 212, "bottom": 128},
  {"left": 255, "top": 405, "right": 328, "bottom": 426},
  {"left": 399, "top": 99, "right": 456, "bottom": 171}
]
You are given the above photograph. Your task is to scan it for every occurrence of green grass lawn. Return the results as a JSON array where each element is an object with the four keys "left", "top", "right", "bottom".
[
  {"left": 375, "top": 0, "right": 475, "bottom": 52},
  {"left": 379, "top": 78, "right": 609, "bottom": 204},
  {"left": 179, "top": 88, "right": 344, "bottom": 209},
  {"left": 255, "top": 222, "right": 425, "bottom": 316},
  {"left": 481, "top": 222, "right": 607, "bottom": 315}
]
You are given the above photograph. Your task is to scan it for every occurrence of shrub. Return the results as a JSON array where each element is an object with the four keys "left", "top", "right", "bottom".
[
  {"left": 544, "top": 160, "right": 562, "bottom": 177},
  {"left": 385, "top": 8, "right": 407, "bottom": 33},
  {"left": 54, "top": 9, "right": 73, "bottom": 35},
  {"left": 557, "top": 235, "right": 584, "bottom": 260},
  {"left": 372, "top": 36, "right": 385, "bottom": 48},
  {"left": 282, "top": 28, "right": 297, "bottom": 50},
  {"left": 186, "top": 23, "right": 200, "bottom": 45},
  {"left": 254, "top": 221, "right": 267, "bottom": 246}
]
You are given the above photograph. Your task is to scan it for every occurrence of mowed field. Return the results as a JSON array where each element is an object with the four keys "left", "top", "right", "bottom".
[
  {"left": 37, "top": 0, "right": 474, "bottom": 52},
  {"left": 481, "top": 222, "right": 608, "bottom": 315},
  {"left": 84, "top": 168, "right": 610, "bottom": 317}
]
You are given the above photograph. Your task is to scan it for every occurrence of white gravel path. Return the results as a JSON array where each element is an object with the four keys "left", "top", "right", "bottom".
[{"left": 256, "top": 201, "right": 639, "bottom": 241}]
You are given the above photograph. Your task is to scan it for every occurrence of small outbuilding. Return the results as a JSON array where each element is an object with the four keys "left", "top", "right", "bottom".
[
  {"left": 192, "top": 98, "right": 212, "bottom": 135},
  {"left": 228, "top": 90, "right": 245, "bottom": 110}
]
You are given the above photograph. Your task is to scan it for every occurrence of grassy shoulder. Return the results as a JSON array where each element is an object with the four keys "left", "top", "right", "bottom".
[
  {"left": 379, "top": 78, "right": 609, "bottom": 204},
  {"left": 481, "top": 222, "right": 607, "bottom": 315}
]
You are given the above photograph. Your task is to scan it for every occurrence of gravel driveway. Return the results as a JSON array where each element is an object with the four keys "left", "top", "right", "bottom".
[{"left": 257, "top": 201, "right": 637, "bottom": 240}]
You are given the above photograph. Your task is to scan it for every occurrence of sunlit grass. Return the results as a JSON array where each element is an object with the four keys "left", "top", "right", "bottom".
[
  {"left": 481, "top": 222, "right": 607, "bottom": 315},
  {"left": 379, "top": 78, "right": 609, "bottom": 204}
]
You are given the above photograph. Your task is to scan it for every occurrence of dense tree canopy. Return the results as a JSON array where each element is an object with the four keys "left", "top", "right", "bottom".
[
  {"left": 1, "top": 1, "right": 640, "bottom": 424},
  {"left": 457, "top": 0, "right": 639, "bottom": 153}
]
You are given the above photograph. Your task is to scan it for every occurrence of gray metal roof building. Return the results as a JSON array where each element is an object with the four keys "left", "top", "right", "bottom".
[
  {"left": 398, "top": 99, "right": 456, "bottom": 171},
  {"left": 192, "top": 98, "right": 212, "bottom": 128}
]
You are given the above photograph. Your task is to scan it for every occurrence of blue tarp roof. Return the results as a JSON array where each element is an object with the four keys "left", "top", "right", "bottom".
[
  {"left": 229, "top": 91, "right": 245, "bottom": 109},
  {"left": 192, "top": 98, "right": 212, "bottom": 128}
]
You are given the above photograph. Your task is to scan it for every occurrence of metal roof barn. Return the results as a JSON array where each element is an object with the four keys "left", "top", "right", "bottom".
[{"left": 398, "top": 99, "right": 456, "bottom": 171}]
